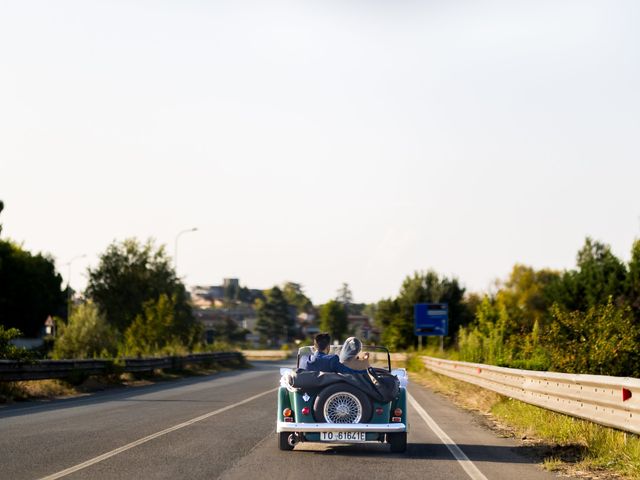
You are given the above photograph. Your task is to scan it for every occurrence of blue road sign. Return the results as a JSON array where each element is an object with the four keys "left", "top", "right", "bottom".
[{"left": 414, "top": 303, "right": 449, "bottom": 336}]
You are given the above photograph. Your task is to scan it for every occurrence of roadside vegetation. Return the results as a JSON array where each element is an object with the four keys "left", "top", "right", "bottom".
[
  {"left": 0, "top": 352, "right": 247, "bottom": 404},
  {"left": 374, "top": 237, "right": 640, "bottom": 378},
  {"left": 407, "top": 361, "right": 640, "bottom": 479},
  {"left": 0, "top": 233, "right": 213, "bottom": 362},
  {"left": 0, "top": 202, "right": 248, "bottom": 402}
]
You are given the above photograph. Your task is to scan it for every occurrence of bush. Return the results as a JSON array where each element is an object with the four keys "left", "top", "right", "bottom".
[
  {"left": 0, "top": 325, "right": 32, "bottom": 360},
  {"left": 52, "top": 303, "right": 118, "bottom": 359},
  {"left": 545, "top": 299, "right": 640, "bottom": 377}
]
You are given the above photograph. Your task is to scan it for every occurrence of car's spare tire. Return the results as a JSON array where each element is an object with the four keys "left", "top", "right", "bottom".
[{"left": 313, "top": 383, "right": 373, "bottom": 424}]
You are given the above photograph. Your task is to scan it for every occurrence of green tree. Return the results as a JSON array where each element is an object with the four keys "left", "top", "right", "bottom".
[
  {"left": 576, "top": 238, "right": 627, "bottom": 308},
  {"left": 373, "top": 298, "right": 395, "bottom": 332},
  {"left": 238, "top": 286, "right": 263, "bottom": 304},
  {"left": 336, "top": 282, "right": 353, "bottom": 313},
  {"left": 626, "top": 239, "right": 640, "bottom": 314},
  {"left": 374, "top": 298, "right": 400, "bottom": 348},
  {"left": 319, "top": 300, "right": 348, "bottom": 341},
  {"left": 489, "top": 265, "right": 561, "bottom": 361},
  {"left": 347, "top": 303, "right": 368, "bottom": 315},
  {"left": 548, "top": 238, "right": 627, "bottom": 312},
  {"left": 211, "top": 317, "right": 249, "bottom": 343},
  {"left": 86, "top": 238, "right": 193, "bottom": 335},
  {"left": 463, "top": 293, "right": 483, "bottom": 323},
  {"left": 52, "top": 303, "right": 117, "bottom": 359},
  {"left": 458, "top": 265, "right": 562, "bottom": 369},
  {"left": 0, "top": 240, "right": 66, "bottom": 337},
  {"left": 375, "top": 270, "right": 471, "bottom": 350},
  {"left": 121, "top": 294, "right": 198, "bottom": 356},
  {"left": 282, "top": 282, "right": 313, "bottom": 313},
  {"left": 497, "top": 264, "right": 560, "bottom": 334},
  {"left": 255, "top": 286, "right": 292, "bottom": 345}
]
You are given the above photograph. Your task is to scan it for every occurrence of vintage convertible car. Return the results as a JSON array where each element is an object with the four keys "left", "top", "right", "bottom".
[{"left": 276, "top": 345, "right": 408, "bottom": 452}]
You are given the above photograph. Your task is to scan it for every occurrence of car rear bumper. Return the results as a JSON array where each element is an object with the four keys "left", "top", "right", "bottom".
[{"left": 276, "top": 422, "right": 406, "bottom": 433}]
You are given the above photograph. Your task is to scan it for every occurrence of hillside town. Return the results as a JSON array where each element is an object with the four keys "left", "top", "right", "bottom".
[{"left": 190, "top": 278, "right": 376, "bottom": 346}]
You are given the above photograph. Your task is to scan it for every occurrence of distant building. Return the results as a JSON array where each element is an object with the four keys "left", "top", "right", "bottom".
[
  {"left": 190, "top": 279, "right": 264, "bottom": 344},
  {"left": 191, "top": 285, "right": 225, "bottom": 307},
  {"left": 194, "top": 305, "right": 258, "bottom": 344},
  {"left": 297, "top": 312, "right": 319, "bottom": 337},
  {"left": 347, "top": 315, "right": 377, "bottom": 341},
  {"left": 44, "top": 316, "right": 55, "bottom": 337},
  {"left": 223, "top": 278, "right": 239, "bottom": 290},
  {"left": 191, "top": 279, "right": 263, "bottom": 308}
]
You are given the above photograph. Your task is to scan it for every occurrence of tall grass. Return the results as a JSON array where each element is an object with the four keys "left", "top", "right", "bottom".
[{"left": 493, "top": 399, "right": 640, "bottom": 478}]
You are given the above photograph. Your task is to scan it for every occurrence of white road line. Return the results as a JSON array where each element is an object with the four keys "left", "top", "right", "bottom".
[
  {"left": 407, "top": 392, "right": 488, "bottom": 480},
  {"left": 39, "top": 387, "right": 278, "bottom": 480}
]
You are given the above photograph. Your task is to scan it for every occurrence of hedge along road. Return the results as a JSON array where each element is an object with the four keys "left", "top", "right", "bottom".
[{"left": 0, "top": 361, "right": 560, "bottom": 480}]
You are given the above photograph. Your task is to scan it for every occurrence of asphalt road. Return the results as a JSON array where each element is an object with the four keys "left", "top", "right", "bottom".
[{"left": 0, "top": 361, "right": 562, "bottom": 480}]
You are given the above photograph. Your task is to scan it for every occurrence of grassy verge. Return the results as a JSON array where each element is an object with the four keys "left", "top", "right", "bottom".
[
  {"left": 0, "top": 379, "right": 78, "bottom": 402},
  {"left": 406, "top": 357, "right": 640, "bottom": 479},
  {"left": 0, "top": 356, "right": 249, "bottom": 404}
]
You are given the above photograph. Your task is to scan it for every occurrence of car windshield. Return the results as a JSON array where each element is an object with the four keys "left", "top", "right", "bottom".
[{"left": 297, "top": 344, "right": 391, "bottom": 371}]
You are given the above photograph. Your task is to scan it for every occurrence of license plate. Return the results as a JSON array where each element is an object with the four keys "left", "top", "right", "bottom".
[{"left": 320, "top": 431, "right": 367, "bottom": 442}]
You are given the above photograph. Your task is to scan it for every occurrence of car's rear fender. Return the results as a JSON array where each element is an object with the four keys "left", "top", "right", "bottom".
[
  {"left": 390, "top": 387, "right": 407, "bottom": 425},
  {"left": 290, "top": 390, "right": 315, "bottom": 422},
  {"left": 277, "top": 387, "right": 293, "bottom": 422}
]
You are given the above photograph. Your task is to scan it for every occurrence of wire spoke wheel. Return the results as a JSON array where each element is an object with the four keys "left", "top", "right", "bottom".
[{"left": 323, "top": 392, "right": 363, "bottom": 423}]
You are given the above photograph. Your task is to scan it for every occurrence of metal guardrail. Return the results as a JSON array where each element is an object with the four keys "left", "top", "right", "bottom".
[
  {"left": 241, "top": 350, "right": 292, "bottom": 360},
  {"left": 423, "top": 356, "right": 640, "bottom": 435},
  {"left": 0, "top": 352, "right": 244, "bottom": 382}
]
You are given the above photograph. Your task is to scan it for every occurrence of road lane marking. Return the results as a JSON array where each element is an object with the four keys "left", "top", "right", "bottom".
[
  {"left": 39, "top": 387, "right": 278, "bottom": 480},
  {"left": 407, "top": 392, "right": 488, "bottom": 480}
]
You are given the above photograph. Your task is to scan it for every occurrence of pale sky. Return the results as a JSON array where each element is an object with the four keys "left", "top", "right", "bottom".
[{"left": 1, "top": 0, "right": 639, "bottom": 305}]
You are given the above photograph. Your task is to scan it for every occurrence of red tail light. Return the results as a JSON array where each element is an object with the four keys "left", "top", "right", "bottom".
[
  {"left": 301, "top": 407, "right": 310, "bottom": 415},
  {"left": 283, "top": 408, "right": 292, "bottom": 417},
  {"left": 393, "top": 408, "right": 403, "bottom": 417}
]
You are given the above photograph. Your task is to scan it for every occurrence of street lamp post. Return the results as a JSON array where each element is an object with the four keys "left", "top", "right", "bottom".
[
  {"left": 174, "top": 227, "right": 198, "bottom": 275},
  {"left": 65, "top": 254, "right": 86, "bottom": 320}
]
